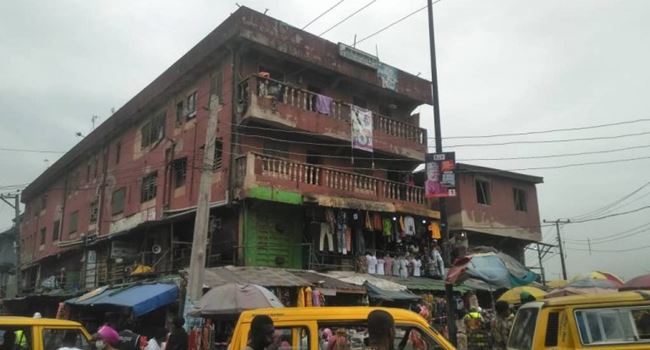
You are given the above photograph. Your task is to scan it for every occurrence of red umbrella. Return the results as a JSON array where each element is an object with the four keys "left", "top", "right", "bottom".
[{"left": 620, "top": 273, "right": 650, "bottom": 291}]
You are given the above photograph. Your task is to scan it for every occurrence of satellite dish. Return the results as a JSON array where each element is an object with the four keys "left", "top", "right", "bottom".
[{"left": 152, "top": 244, "right": 162, "bottom": 255}]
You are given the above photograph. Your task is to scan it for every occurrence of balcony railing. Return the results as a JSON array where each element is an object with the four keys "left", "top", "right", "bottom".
[
  {"left": 238, "top": 75, "right": 426, "bottom": 145},
  {"left": 236, "top": 152, "right": 426, "bottom": 206}
]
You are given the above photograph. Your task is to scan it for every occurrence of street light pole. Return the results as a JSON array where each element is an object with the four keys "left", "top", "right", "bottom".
[{"left": 427, "top": 0, "right": 456, "bottom": 345}]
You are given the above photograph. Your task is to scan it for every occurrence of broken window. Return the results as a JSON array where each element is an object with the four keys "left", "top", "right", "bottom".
[
  {"left": 89, "top": 199, "right": 99, "bottom": 224},
  {"left": 263, "top": 140, "right": 290, "bottom": 158},
  {"left": 210, "top": 70, "right": 224, "bottom": 103},
  {"left": 186, "top": 91, "right": 198, "bottom": 119},
  {"left": 476, "top": 179, "right": 491, "bottom": 205},
  {"left": 115, "top": 141, "right": 121, "bottom": 164},
  {"left": 112, "top": 187, "right": 126, "bottom": 215},
  {"left": 69, "top": 211, "right": 78, "bottom": 234},
  {"left": 176, "top": 101, "right": 184, "bottom": 125},
  {"left": 213, "top": 140, "right": 223, "bottom": 170},
  {"left": 141, "top": 172, "right": 158, "bottom": 202},
  {"left": 514, "top": 188, "right": 528, "bottom": 212},
  {"left": 141, "top": 112, "right": 166, "bottom": 148},
  {"left": 171, "top": 158, "right": 188, "bottom": 188},
  {"left": 52, "top": 220, "right": 60, "bottom": 241},
  {"left": 40, "top": 227, "right": 46, "bottom": 245}
]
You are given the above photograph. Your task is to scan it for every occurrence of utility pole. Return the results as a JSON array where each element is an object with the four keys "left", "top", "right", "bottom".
[
  {"left": 427, "top": 0, "right": 456, "bottom": 345},
  {"left": 187, "top": 94, "right": 220, "bottom": 302},
  {"left": 543, "top": 219, "right": 570, "bottom": 280},
  {"left": 536, "top": 243, "right": 545, "bottom": 285},
  {"left": 0, "top": 192, "right": 21, "bottom": 293}
]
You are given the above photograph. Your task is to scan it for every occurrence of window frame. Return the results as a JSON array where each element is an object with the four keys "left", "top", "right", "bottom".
[
  {"left": 69, "top": 211, "right": 79, "bottom": 234},
  {"left": 141, "top": 172, "right": 158, "bottom": 202},
  {"left": 140, "top": 112, "right": 166, "bottom": 149},
  {"left": 513, "top": 187, "right": 528, "bottom": 212},
  {"left": 574, "top": 305, "right": 650, "bottom": 346},
  {"left": 52, "top": 220, "right": 61, "bottom": 241},
  {"left": 89, "top": 199, "right": 99, "bottom": 224},
  {"left": 475, "top": 178, "right": 492, "bottom": 205},
  {"left": 186, "top": 91, "right": 198, "bottom": 119},
  {"left": 111, "top": 187, "right": 126, "bottom": 215},
  {"left": 41, "top": 326, "right": 91, "bottom": 350},
  {"left": 214, "top": 140, "right": 223, "bottom": 170},
  {"left": 39, "top": 227, "right": 46, "bottom": 246},
  {"left": 171, "top": 157, "right": 188, "bottom": 188}
]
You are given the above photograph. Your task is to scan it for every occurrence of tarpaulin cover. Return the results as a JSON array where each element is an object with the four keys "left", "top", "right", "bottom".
[
  {"left": 66, "top": 283, "right": 178, "bottom": 317},
  {"left": 446, "top": 248, "right": 537, "bottom": 289},
  {"left": 363, "top": 282, "right": 420, "bottom": 302}
]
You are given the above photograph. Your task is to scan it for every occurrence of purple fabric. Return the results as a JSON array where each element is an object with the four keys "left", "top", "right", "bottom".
[{"left": 315, "top": 94, "right": 332, "bottom": 115}]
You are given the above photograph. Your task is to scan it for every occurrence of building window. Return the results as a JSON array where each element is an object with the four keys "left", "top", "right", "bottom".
[
  {"left": 112, "top": 188, "right": 126, "bottom": 215},
  {"left": 69, "top": 211, "right": 78, "bottom": 234},
  {"left": 476, "top": 179, "right": 491, "bottom": 205},
  {"left": 115, "top": 142, "right": 121, "bottom": 164},
  {"left": 514, "top": 188, "right": 528, "bottom": 212},
  {"left": 67, "top": 171, "right": 80, "bottom": 195},
  {"left": 52, "top": 220, "right": 60, "bottom": 241},
  {"left": 186, "top": 91, "right": 198, "bottom": 119},
  {"left": 171, "top": 158, "right": 188, "bottom": 188},
  {"left": 40, "top": 227, "right": 46, "bottom": 245},
  {"left": 176, "top": 101, "right": 184, "bottom": 124},
  {"left": 214, "top": 140, "right": 223, "bottom": 170},
  {"left": 263, "top": 140, "right": 290, "bottom": 158},
  {"left": 89, "top": 200, "right": 99, "bottom": 224},
  {"left": 141, "top": 172, "right": 158, "bottom": 202},
  {"left": 141, "top": 112, "right": 166, "bottom": 148},
  {"left": 210, "top": 70, "right": 224, "bottom": 103}
]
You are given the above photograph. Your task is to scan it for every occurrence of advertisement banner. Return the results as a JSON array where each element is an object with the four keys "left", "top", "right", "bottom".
[
  {"left": 351, "top": 105, "right": 373, "bottom": 152},
  {"left": 425, "top": 152, "right": 457, "bottom": 198}
]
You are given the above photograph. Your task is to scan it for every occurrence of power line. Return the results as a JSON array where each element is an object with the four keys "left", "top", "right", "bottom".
[
  {"left": 319, "top": 0, "right": 377, "bottom": 36},
  {"left": 460, "top": 144, "right": 650, "bottom": 162},
  {"left": 565, "top": 223, "right": 650, "bottom": 245},
  {"left": 568, "top": 181, "right": 650, "bottom": 221},
  {"left": 433, "top": 118, "right": 650, "bottom": 140},
  {"left": 568, "top": 243, "right": 650, "bottom": 253},
  {"left": 442, "top": 130, "right": 650, "bottom": 148},
  {"left": 571, "top": 205, "right": 650, "bottom": 224},
  {"left": 502, "top": 155, "right": 650, "bottom": 172},
  {"left": 0, "top": 147, "right": 65, "bottom": 154},
  {"left": 356, "top": 2, "right": 436, "bottom": 44},
  {"left": 302, "top": 0, "right": 346, "bottom": 30}
]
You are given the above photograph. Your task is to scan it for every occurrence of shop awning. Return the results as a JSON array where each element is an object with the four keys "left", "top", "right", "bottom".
[
  {"left": 66, "top": 283, "right": 179, "bottom": 317},
  {"left": 288, "top": 270, "right": 366, "bottom": 294},
  {"left": 381, "top": 276, "right": 473, "bottom": 293},
  {"left": 203, "top": 266, "right": 312, "bottom": 288},
  {"left": 364, "top": 282, "right": 420, "bottom": 302}
]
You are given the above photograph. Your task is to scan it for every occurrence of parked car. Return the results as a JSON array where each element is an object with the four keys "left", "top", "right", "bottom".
[
  {"left": 228, "top": 306, "right": 455, "bottom": 350},
  {"left": 508, "top": 290, "right": 650, "bottom": 349},
  {"left": 0, "top": 317, "right": 91, "bottom": 350}
]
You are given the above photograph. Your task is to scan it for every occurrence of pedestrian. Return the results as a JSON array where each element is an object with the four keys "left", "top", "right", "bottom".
[
  {"left": 490, "top": 301, "right": 514, "bottom": 350},
  {"left": 118, "top": 320, "right": 142, "bottom": 350},
  {"left": 94, "top": 325, "right": 121, "bottom": 350},
  {"left": 246, "top": 315, "right": 275, "bottom": 350},
  {"left": 367, "top": 310, "right": 395, "bottom": 350},
  {"left": 165, "top": 317, "right": 188, "bottom": 350}
]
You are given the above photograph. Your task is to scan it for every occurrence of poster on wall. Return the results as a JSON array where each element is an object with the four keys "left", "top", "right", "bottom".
[
  {"left": 425, "top": 152, "right": 457, "bottom": 198},
  {"left": 351, "top": 105, "right": 373, "bottom": 152}
]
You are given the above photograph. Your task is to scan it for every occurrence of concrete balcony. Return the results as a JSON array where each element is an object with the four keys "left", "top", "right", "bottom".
[
  {"left": 234, "top": 152, "right": 438, "bottom": 218},
  {"left": 238, "top": 75, "right": 427, "bottom": 160}
]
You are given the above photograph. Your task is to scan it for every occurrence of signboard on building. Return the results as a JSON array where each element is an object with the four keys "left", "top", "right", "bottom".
[
  {"left": 338, "top": 43, "right": 379, "bottom": 69},
  {"left": 351, "top": 105, "right": 373, "bottom": 152},
  {"left": 84, "top": 250, "right": 97, "bottom": 290},
  {"left": 425, "top": 152, "right": 457, "bottom": 198},
  {"left": 111, "top": 241, "right": 138, "bottom": 258}
]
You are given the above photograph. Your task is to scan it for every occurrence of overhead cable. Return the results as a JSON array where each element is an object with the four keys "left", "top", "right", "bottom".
[
  {"left": 302, "top": 0, "right": 346, "bottom": 30},
  {"left": 319, "top": 0, "right": 377, "bottom": 36}
]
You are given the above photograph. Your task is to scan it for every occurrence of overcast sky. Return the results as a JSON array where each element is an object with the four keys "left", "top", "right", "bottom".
[{"left": 1, "top": 0, "right": 649, "bottom": 281}]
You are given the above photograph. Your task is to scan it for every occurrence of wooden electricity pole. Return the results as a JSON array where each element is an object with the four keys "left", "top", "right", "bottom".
[{"left": 187, "top": 94, "right": 220, "bottom": 302}]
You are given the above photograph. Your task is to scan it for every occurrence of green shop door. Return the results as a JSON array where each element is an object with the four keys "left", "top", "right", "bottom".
[{"left": 244, "top": 201, "right": 303, "bottom": 269}]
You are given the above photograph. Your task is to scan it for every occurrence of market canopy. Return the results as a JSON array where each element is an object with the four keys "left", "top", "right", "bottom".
[
  {"left": 363, "top": 282, "right": 420, "bottom": 302},
  {"left": 66, "top": 283, "right": 178, "bottom": 317},
  {"left": 446, "top": 247, "right": 537, "bottom": 289},
  {"left": 202, "top": 266, "right": 311, "bottom": 288},
  {"left": 620, "top": 273, "right": 650, "bottom": 291},
  {"left": 190, "top": 283, "right": 283, "bottom": 316}
]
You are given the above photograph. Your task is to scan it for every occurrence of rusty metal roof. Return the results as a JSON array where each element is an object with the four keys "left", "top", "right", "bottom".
[
  {"left": 287, "top": 270, "right": 366, "bottom": 294},
  {"left": 203, "top": 266, "right": 312, "bottom": 288}
]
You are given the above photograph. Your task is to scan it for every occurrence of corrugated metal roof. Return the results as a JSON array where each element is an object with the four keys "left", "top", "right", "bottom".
[
  {"left": 287, "top": 270, "right": 366, "bottom": 294},
  {"left": 203, "top": 266, "right": 311, "bottom": 288}
]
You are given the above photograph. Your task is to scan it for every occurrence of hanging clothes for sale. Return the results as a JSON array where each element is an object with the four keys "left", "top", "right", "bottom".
[
  {"left": 312, "top": 289, "right": 322, "bottom": 306},
  {"left": 376, "top": 256, "right": 385, "bottom": 275},
  {"left": 429, "top": 221, "right": 441, "bottom": 240},
  {"left": 384, "top": 255, "right": 394, "bottom": 277},
  {"left": 319, "top": 222, "right": 334, "bottom": 252},
  {"left": 404, "top": 216, "right": 416, "bottom": 236},
  {"left": 392, "top": 256, "right": 401, "bottom": 276},
  {"left": 399, "top": 216, "right": 406, "bottom": 235},
  {"left": 297, "top": 288, "right": 306, "bottom": 307},
  {"left": 382, "top": 218, "right": 392, "bottom": 237},
  {"left": 336, "top": 211, "right": 348, "bottom": 254},
  {"left": 372, "top": 213, "right": 383, "bottom": 232},
  {"left": 305, "top": 287, "right": 313, "bottom": 307},
  {"left": 413, "top": 258, "right": 422, "bottom": 277},
  {"left": 365, "top": 211, "right": 373, "bottom": 230}
]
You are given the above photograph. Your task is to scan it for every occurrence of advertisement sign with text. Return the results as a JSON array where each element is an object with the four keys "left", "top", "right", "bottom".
[{"left": 425, "top": 152, "right": 457, "bottom": 198}]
